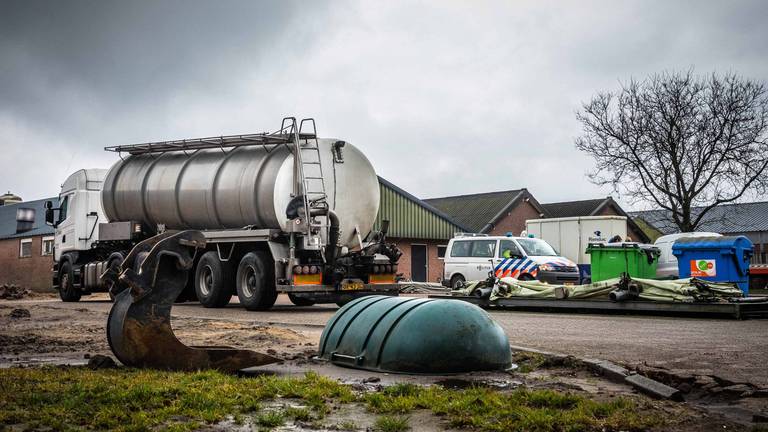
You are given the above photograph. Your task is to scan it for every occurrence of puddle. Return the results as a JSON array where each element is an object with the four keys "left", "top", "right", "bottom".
[{"left": 434, "top": 377, "right": 520, "bottom": 390}]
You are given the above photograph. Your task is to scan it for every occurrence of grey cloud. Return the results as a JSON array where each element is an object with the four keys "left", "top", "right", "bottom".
[{"left": 1, "top": 0, "right": 767, "bottom": 209}]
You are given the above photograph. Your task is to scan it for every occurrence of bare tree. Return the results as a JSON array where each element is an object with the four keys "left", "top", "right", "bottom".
[{"left": 576, "top": 70, "right": 768, "bottom": 232}]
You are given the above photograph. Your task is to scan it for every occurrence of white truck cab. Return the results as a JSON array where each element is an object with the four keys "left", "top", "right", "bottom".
[
  {"left": 50, "top": 169, "right": 108, "bottom": 261},
  {"left": 442, "top": 234, "right": 580, "bottom": 288}
]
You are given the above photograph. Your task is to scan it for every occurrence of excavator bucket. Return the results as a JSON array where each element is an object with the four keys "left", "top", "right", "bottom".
[{"left": 105, "top": 230, "right": 281, "bottom": 372}]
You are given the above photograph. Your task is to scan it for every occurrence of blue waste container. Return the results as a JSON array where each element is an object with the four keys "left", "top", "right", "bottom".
[{"left": 672, "top": 236, "right": 753, "bottom": 294}]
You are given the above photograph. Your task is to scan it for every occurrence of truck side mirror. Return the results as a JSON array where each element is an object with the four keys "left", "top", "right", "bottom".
[{"left": 44, "top": 201, "right": 55, "bottom": 226}]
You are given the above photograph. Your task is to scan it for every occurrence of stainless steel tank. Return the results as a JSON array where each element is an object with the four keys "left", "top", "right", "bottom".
[{"left": 101, "top": 139, "right": 380, "bottom": 248}]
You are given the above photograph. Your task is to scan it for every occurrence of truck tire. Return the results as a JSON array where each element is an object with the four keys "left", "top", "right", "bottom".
[
  {"left": 194, "top": 251, "right": 234, "bottom": 308},
  {"left": 236, "top": 251, "right": 277, "bottom": 311},
  {"left": 450, "top": 274, "right": 465, "bottom": 289},
  {"left": 288, "top": 293, "right": 315, "bottom": 307},
  {"left": 59, "top": 261, "right": 81, "bottom": 302}
]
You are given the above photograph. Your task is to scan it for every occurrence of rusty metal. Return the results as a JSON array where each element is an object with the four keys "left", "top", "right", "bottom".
[{"left": 105, "top": 230, "right": 280, "bottom": 371}]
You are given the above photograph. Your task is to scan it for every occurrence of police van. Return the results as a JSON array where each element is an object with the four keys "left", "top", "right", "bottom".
[{"left": 442, "top": 234, "right": 580, "bottom": 288}]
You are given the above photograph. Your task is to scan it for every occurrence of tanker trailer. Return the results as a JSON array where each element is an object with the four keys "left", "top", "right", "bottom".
[{"left": 46, "top": 117, "right": 402, "bottom": 309}]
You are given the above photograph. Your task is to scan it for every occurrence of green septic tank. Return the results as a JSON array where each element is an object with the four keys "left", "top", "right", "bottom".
[{"left": 319, "top": 296, "right": 512, "bottom": 374}]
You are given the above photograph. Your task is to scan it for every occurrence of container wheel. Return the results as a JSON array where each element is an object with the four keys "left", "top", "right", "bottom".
[
  {"left": 194, "top": 251, "right": 234, "bottom": 308},
  {"left": 288, "top": 293, "right": 315, "bottom": 307},
  {"left": 236, "top": 251, "right": 277, "bottom": 311},
  {"left": 58, "top": 261, "right": 81, "bottom": 302}
]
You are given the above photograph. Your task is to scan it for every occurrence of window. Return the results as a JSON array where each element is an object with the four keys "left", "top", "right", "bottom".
[
  {"left": 470, "top": 240, "right": 496, "bottom": 258},
  {"left": 437, "top": 245, "right": 447, "bottom": 259},
  {"left": 516, "top": 238, "right": 558, "bottom": 257},
  {"left": 58, "top": 195, "right": 69, "bottom": 224},
  {"left": 19, "top": 239, "right": 32, "bottom": 258},
  {"left": 449, "top": 241, "right": 472, "bottom": 257},
  {"left": 42, "top": 236, "right": 54, "bottom": 256},
  {"left": 499, "top": 240, "right": 522, "bottom": 258}
]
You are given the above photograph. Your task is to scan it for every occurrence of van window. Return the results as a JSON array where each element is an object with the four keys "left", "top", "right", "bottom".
[
  {"left": 470, "top": 240, "right": 496, "bottom": 258},
  {"left": 517, "top": 238, "right": 557, "bottom": 256},
  {"left": 450, "top": 241, "right": 472, "bottom": 257},
  {"left": 499, "top": 240, "right": 522, "bottom": 258}
]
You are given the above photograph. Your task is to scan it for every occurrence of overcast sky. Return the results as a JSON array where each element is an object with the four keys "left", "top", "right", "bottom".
[{"left": 1, "top": 0, "right": 767, "bottom": 209}]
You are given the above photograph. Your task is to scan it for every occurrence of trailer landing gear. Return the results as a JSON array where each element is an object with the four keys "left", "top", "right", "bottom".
[{"left": 105, "top": 230, "right": 280, "bottom": 372}]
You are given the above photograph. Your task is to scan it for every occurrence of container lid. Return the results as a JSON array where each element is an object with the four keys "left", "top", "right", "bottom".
[
  {"left": 319, "top": 296, "right": 512, "bottom": 374},
  {"left": 586, "top": 242, "right": 660, "bottom": 253},
  {"left": 671, "top": 235, "right": 753, "bottom": 251}
]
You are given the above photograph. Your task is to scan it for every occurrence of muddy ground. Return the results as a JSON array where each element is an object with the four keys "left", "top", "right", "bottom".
[
  {"left": 0, "top": 300, "right": 320, "bottom": 367},
  {"left": 1, "top": 298, "right": 767, "bottom": 430}
]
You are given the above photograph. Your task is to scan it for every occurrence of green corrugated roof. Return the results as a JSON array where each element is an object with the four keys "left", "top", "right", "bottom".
[{"left": 375, "top": 177, "right": 469, "bottom": 240}]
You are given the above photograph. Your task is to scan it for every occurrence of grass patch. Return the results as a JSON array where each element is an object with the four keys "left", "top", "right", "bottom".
[
  {"left": 363, "top": 383, "right": 658, "bottom": 431},
  {"left": 374, "top": 415, "right": 410, "bottom": 432},
  {"left": 335, "top": 419, "right": 359, "bottom": 430},
  {"left": 0, "top": 367, "right": 349, "bottom": 431},
  {"left": 0, "top": 366, "right": 661, "bottom": 431},
  {"left": 255, "top": 410, "right": 284, "bottom": 427},
  {"left": 512, "top": 351, "right": 548, "bottom": 373}
]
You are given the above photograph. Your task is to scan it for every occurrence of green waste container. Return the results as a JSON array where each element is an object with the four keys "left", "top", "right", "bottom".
[{"left": 586, "top": 242, "right": 660, "bottom": 282}]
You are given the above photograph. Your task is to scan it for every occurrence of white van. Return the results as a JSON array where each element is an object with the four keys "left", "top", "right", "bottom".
[
  {"left": 442, "top": 234, "right": 580, "bottom": 288},
  {"left": 654, "top": 232, "right": 722, "bottom": 278}
]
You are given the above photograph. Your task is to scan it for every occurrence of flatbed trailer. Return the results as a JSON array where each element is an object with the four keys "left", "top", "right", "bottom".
[{"left": 428, "top": 294, "right": 768, "bottom": 319}]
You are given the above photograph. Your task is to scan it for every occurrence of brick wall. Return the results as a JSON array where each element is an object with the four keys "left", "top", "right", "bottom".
[
  {"left": 487, "top": 199, "right": 543, "bottom": 237},
  {"left": 390, "top": 238, "right": 449, "bottom": 283},
  {"left": 0, "top": 236, "right": 54, "bottom": 292}
]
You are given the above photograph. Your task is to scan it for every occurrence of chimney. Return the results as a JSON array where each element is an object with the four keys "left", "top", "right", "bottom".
[{"left": 0, "top": 191, "right": 23, "bottom": 206}]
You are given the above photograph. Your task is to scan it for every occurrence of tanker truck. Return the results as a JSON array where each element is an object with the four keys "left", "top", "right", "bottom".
[{"left": 45, "top": 117, "right": 402, "bottom": 310}]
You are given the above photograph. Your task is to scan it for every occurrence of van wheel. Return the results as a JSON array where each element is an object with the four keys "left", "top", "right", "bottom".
[
  {"left": 59, "top": 261, "right": 81, "bottom": 302},
  {"left": 519, "top": 274, "right": 535, "bottom": 281},
  {"left": 236, "top": 252, "right": 277, "bottom": 311},
  {"left": 450, "top": 274, "right": 465, "bottom": 289},
  {"left": 288, "top": 294, "right": 315, "bottom": 307},
  {"left": 194, "top": 251, "right": 234, "bottom": 308}
]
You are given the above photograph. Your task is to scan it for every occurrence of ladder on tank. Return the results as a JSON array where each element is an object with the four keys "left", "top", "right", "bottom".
[
  {"left": 281, "top": 117, "right": 329, "bottom": 237},
  {"left": 298, "top": 119, "right": 328, "bottom": 209}
]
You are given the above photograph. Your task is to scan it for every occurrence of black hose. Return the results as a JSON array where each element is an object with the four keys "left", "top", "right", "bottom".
[{"left": 325, "top": 210, "right": 340, "bottom": 264}]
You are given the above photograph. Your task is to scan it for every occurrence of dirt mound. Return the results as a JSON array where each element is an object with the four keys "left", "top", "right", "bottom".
[
  {"left": 0, "top": 284, "right": 33, "bottom": 300},
  {"left": 9, "top": 308, "right": 31, "bottom": 319}
]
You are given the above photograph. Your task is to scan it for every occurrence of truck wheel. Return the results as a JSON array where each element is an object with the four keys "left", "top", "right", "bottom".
[
  {"left": 59, "top": 261, "right": 81, "bottom": 302},
  {"left": 194, "top": 251, "right": 234, "bottom": 308},
  {"left": 288, "top": 293, "right": 315, "bottom": 307},
  {"left": 236, "top": 251, "right": 277, "bottom": 311},
  {"left": 450, "top": 274, "right": 465, "bottom": 289}
]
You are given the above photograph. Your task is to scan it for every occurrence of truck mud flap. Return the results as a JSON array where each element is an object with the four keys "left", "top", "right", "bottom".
[{"left": 105, "top": 230, "right": 280, "bottom": 372}]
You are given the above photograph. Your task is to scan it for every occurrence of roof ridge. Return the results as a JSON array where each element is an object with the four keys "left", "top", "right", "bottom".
[
  {"left": 632, "top": 199, "right": 768, "bottom": 214},
  {"left": 542, "top": 197, "right": 610, "bottom": 206},
  {"left": 424, "top": 188, "right": 523, "bottom": 201}
]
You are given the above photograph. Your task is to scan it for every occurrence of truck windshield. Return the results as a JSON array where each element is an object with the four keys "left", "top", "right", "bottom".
[{"left": 517, "top": 238, "right": 557, "bottom": 256}]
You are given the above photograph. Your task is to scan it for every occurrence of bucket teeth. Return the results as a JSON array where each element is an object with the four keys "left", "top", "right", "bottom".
[{"left": 105, "top": 230, "right": 281, "bottom": 372}]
